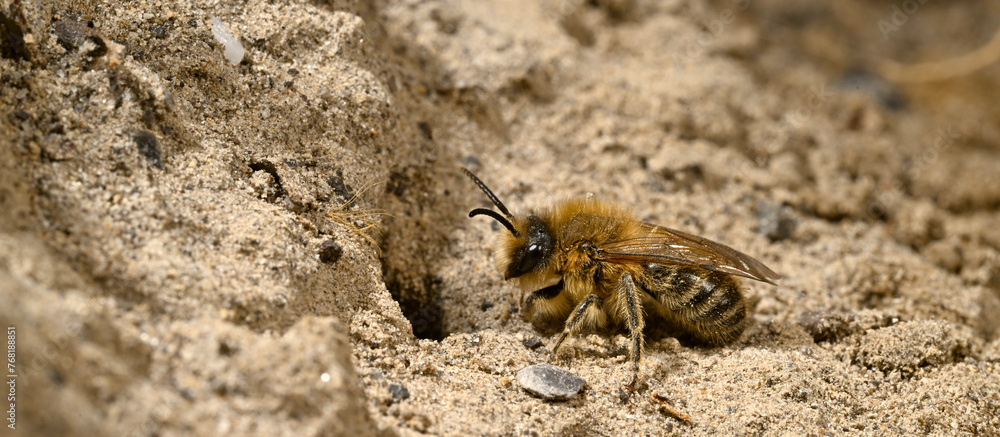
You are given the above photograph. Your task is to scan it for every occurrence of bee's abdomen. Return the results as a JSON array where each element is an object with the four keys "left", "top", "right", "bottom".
[{"left": 640, "top": 266, "right": 747, "bottom": 345}]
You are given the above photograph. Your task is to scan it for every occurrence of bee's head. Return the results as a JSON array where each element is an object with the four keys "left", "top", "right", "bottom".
[{"left": 463, "top": 169, "right": 554, "bottom": 280}]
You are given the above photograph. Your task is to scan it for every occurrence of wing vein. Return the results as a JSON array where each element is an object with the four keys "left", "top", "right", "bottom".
[{"left": 596, "top": 223, "right": 781, "bottom": 284}]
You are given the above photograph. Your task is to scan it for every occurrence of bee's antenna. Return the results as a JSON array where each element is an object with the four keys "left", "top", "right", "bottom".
[
  {"left": 463, "top": 168, "right": 520, "bottom": 237},
  {"left": 469, "top": 208, "right": 520, "bottom": 237},
  {"left": 462, "top": 168, "right": 514, "bottom": 218}
]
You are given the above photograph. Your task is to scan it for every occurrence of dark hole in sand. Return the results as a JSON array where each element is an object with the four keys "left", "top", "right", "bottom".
[{"left": 385, "top": 275, "right": 448, "bottom": 341}]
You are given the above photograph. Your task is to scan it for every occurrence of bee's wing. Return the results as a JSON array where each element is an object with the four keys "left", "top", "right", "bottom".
[{"left": 597, "top": 222, "right": 781, "bottom": 284}]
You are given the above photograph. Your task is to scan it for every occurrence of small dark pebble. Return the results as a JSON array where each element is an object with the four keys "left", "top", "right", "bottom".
[
  {"left": 217, "top": 340, "right": 237, "bottom": 356},
  {"left": 757, "top": 200, "right": 797, "bottom": 242},
  {"left": 617, "top": 387, "right": 631, "bottom": 404},
  {"left": 522, "top": 337, "right": 542, "bottom": 349},
  {"left": 325, "top": 169, "right": 355, "bottom": 201},
  {"left": 460, "top": 154, "right": 481, "bottom": 168},
  {"left": 386, "top": 171, "right": 407, "bottom": 197},
  {"left": 54, "top": 14, "right": 93, "bottom": 49},
  {"left": 12, "top": 110, "right": 30, "bottom": 121},
  {"left": 151, "top": 25, "right": 166, "bottom": 38},
  {"left": 288, "top": 68, "right": 299, "bottom": 75},
  {"left": 284, "top": 81, "right": 293, "bottom": 88},
  {"left": 418, "top": 121, "right": 433, "bottom": 140},
  {"left": 318, "top": 239, "right": 343, "bottom": 264},
  {"left": 388, "top": 383, "right": 410, "bottom": 402},
  {"left": 479, "top": 300, "right": 494, "bottom": 312},
  {"left": 131, "top": 130, "right": 162, "bottom": 169},
  {"left": 188, "top": 18, "right": 197, "bottom": 28},
  {"left": 517, "top": 364, "right": 585, "bottom": 401}
]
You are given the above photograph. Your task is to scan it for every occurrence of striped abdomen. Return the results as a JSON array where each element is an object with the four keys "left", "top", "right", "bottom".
[{"left": 638, "top": 265, "right": 747, "bottom": 345}]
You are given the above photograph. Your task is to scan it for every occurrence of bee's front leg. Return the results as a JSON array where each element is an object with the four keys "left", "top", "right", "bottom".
[
  {"left": 618, "top": 273, "right": 645, "bottom": 389},
  {"left": 550, "top": 294, "right": 604, "bottom": 359},
  {"left": 521, "top": 280, "right": 564, "bottom": 320}
]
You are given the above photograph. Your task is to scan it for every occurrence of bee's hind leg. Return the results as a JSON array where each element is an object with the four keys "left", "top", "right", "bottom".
[
  {"left": 550, "top": 294, "right": 604, "bottom": 361},
  {"left": 618, "top": 273, "right": 645, "bottom": 389}
]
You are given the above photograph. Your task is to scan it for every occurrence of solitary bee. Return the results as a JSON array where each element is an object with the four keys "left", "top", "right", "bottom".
[{"left": 464, "top": 169, "right": 780, "bottom": 387}]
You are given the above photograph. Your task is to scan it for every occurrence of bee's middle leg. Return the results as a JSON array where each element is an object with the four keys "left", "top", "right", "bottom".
[
  {"left": 619, "top": 273, "right": 645, "bottom": 389},
  {"left": 550, "top": 294, "right": 604, "bottom": 359}
]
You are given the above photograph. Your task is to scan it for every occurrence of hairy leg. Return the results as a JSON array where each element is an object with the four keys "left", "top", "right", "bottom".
[
  {"left": 619, "top": 273, "right": 645, "bottom": 388},
  {"left": 550, "top": 294, "right": 604, "bottom": 359}
]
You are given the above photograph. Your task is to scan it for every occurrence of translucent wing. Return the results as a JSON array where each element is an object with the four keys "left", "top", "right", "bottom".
[{"left": 597, "top": 222, "right": 781, "bottom": 284}]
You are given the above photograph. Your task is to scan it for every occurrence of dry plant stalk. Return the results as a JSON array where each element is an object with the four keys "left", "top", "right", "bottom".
[
  {"left": 650, "top": 393, "right": 694, "bottom": 424},
  {"left": 324, "top": 177, "right": 386, "bottom": 254},
  {"left": 875, "top": 25, "right": 1000, "bottom": 83}
]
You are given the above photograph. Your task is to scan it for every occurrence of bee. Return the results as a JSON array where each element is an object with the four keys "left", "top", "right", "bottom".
[{"left": 463, "top": 169, "right": 780, "bottom": 387}]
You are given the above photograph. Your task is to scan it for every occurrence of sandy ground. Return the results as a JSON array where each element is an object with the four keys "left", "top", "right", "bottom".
[{"left": 2, "top": 0, "right": 1000, "bottom": 435}]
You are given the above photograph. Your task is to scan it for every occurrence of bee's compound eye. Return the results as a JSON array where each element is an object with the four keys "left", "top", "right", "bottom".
[
  {"left": 508, "top": 244, "right": 544, "bottom": 279},
  {"left": 506, "top": 216, "right": 553, "bottom": 279}
]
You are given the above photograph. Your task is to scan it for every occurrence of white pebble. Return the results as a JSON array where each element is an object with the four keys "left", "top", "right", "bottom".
[
  {"left": 210, "top": 17, "right": 245, "bottom": 65},
  {"left": 517, "top": 364, "right": 585, "bottom": 401}
]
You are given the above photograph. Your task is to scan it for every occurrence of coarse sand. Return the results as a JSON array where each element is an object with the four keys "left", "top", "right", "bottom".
[{"left": 2, "top": 0, "right": 1000, "bottom": 435}]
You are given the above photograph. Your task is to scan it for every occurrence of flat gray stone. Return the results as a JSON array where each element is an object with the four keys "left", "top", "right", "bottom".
[{"left": 516, "top": 364, "right": 585, "bottom": 401}]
